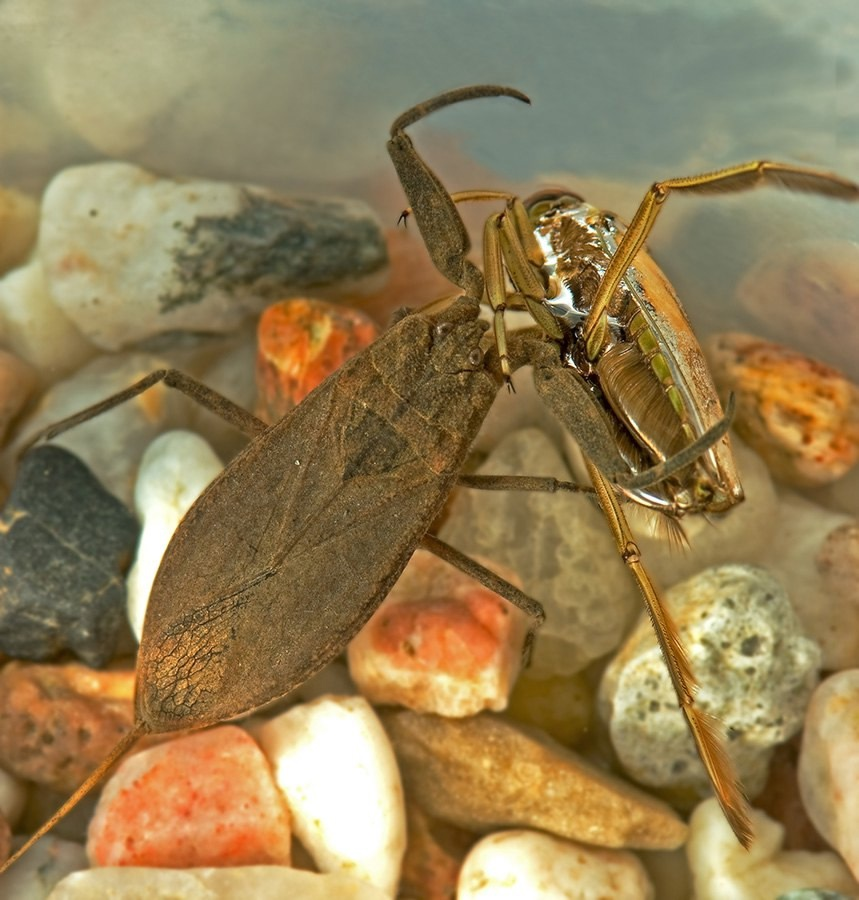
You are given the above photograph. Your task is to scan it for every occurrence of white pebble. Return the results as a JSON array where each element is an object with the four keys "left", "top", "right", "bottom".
[
  {"left": 256, "top": 694, "right": 405, "bottom": 897},
  {"left": 127, "top": 430, "right": 223, "bottom": 640},
  {"left": 799, "top": 670, "right": 859, "bottom": 881},
  {"left": 46, "top": 865, "right": 388, "bottom": 900},
  {"left": 687, "top": 798, "right": 859, "bottom": 899},
  {"left": 0, "top": 259, "right": 95, "bottom": 380},
  {"left": 761, "top": 491, "right": 859, "bottom": 669},
  {"left": 457, "top": 829, "right": 654, "bottom": 899}
]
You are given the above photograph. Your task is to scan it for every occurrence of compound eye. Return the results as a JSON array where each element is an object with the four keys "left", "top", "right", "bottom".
[
  {"left": 525, "top": 189, "right": 585, "bottom": 220},
  {"left": 467, "top": 347, "right": 484, "bottom": 367},
  {"left": 435, "top": 321, "right": 454, "bottom": 339}
]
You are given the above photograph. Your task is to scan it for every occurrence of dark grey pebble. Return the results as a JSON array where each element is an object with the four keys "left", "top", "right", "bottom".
[{"left": 0, "top": 445, "right": 138, "bottom": 667}]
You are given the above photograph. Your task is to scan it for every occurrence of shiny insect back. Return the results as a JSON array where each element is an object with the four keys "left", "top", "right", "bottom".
[{"left": 522, "top": 192, "right": 743, "bottom": 518}]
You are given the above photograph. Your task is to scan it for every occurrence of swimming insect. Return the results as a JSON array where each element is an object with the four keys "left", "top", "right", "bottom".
[{"left": 388, "top": 84, "right": 859, "bottom": 848}]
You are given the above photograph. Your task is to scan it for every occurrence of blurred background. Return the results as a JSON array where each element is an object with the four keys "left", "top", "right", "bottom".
[{"left": 0, "top": 0, "right": 857, "bottom": 346}]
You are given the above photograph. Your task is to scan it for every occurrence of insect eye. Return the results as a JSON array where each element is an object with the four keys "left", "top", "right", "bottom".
[
  {"left": 467, "top": 347, "right": 484, "bottom": 367},
  {"left": 435, "top": 322, "right": 454, "bottom": 338}
]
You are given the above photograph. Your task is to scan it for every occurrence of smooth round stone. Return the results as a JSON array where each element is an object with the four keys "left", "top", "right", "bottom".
[
  {"left": 599, "top": 564, "right": 821, "bottom": 801},
  {"left": 619, "top": 437, "right": 779, "bottom": 588},
  {"left": 439, "top": 427, "right": 640, "bottom": 677},
  {"left": 798, "top": 670, "right": 859, "bottom": 882},
  {"left": 379, "top": 708, "right": 688, "bottom": 850},
  {"left": 347, "top": 548, "right": 530, "bottom": 717},
  {"left": 0, "top": 446, "right": 139, "bottom": 667},
  {"left": 706, "top": 332, "right": 859, "bottom": 487},
  {"left": 38, "top": 162, "right": 387, "bottom": 351},
  {"left": 457, "top": 829, "right": 654, "bottom": 899},
  {"left": 87, "top": 725, "right": 291, "bottom": 868},
  {"left": 0, "top": 661, "right": 134, "bottom": 793},
  {"left": 47, "top": 866, "right": 389, "bottom": 900},
  {"left": 0, "top": 836, "right": 88, "bottom": 899},
  {"left": 736, "top": 239, "right": 859, "bottom": 384},
  {"left": 0, "top": 184, "right": 38, "bottom": 275},
  {"left": 760, "top": 492, "right": 859, "bottom": 669},
  {"left": 256, "top": 297, "right": 379, "bottom": 423},
  {"left": 0, "top": 259, "right": 96, "bottom": 381},
  {"left": 687, "top": 798, "right": 859, "bottom": 899},
  {"left": 127, "top": 430, "right": 223, "bottom": 641},
  {"left": 256, "top": 694, "right": 405, "bottom": 897},
  {"left": 5, "top": 352, "right": 192, "bottom": 506}
]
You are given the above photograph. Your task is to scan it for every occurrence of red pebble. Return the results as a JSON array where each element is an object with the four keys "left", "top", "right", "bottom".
[
  {"left": 87, "top": 725, "right": 291, "bottom": 868},
  {"left": 256, "top": 298, "right": 379, "bottom": 422}
]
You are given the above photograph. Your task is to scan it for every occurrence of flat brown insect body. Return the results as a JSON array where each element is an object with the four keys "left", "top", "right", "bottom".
[{"left": 140, "top": 296, "right": 499, "bottom": 731}]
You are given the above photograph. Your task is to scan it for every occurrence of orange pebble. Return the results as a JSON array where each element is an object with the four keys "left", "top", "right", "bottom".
[{"left": 256, "top": 298, "right": 379, "bottom": 422}]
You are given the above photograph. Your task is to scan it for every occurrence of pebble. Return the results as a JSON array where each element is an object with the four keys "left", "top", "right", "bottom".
[
  {"left": 760, "top": 492, "right": 859, "bottom": 670},
  {"left": 686, "top": 798, "right": 859, "bottom": 899},
  {"left": 439, "top": 427, "right": 640, "bottom": 677},
  {"left": 457, "top": 829, "right": 654, "bottom": 899},
  {"left": 0, "top": 765, "right": 26, "bottom": 829},
  {"left": 256, "top": 297, "right": 379, "bottom": 423},
  {"left": 37, "top": 162, "right": 387, "bottom": 350},
  {"left": 399, "top": 801, "right": 474, "bottom": 900},
  {"left": 504, "top": 669, "right": 593, "bottom": 748},
  {"left": 0, "top": 259, "right": 96, "bottom": 381},
  {"left": 47, "top": 866, "right": 389, "bottom": 900},
  {"left": 87, "top": 725, "right": 291, "bottom": 868},
  {"left": 379, "top": 707, "right": 688, "bottom": 850},
  {"left": 0, "top": 349, "right": 37, "bottom": 446},
  {"left": 706, "top": 332, "right": 859, "bottom": 486},
  {"left": 126, "top": 431, "right": 223, "bottom": 640},
  {"left": 0, "top": 836, "right": 88, "bottom": 900},
  {"left": 736, "top": 239, "right": 859, "bottom": 384},
  {"left": 256, "top": 694, "right": 405, "bottom": 897},
  {"left": 0, "top": 446, "right": 138, "bottom": 667},
  {"left": 0, "top": 184, "right": 38, "bottom": 275},
  {"left": 0, "top": 661, "right": 134, "bottom": 793},
  {"left": 347, "top": 548, "right": 530, "bottom": 717},
  {"left": 798, "top": 670, "right": 859, "bottom": 882},
  {"left": 599, "top": 564, "right": 821, "bottom": 801},
  {"left": 5, "top": 352, "right": 193, "bottom": 507}
]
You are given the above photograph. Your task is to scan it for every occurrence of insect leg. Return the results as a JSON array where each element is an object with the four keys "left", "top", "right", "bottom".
[
  {"left": 582, "top": 161, "right": 859, "bottom": 360},
  {"left": 456, "top": 473, "right": 593, "bottom": 494},
  {"left": 584, "top": 457, "right": 754, "bottom": 849},
  {"left": 23, "top": 368, "right": 267, "bottom": 453}
]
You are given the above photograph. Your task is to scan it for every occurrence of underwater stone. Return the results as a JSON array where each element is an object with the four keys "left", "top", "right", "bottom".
[
  {"left": 38, "top": 162, "right": 387, "bottom": 350},
  {"left": 0, "top": 446, "right": 138, "bottom": 667},
  {"left": 599, "top": 564, "right": 821, "bottom": 801}
]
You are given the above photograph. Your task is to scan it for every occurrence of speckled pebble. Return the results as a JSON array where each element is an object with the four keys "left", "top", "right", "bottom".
[
  {"left": 599, "top": 564, "right": 821, "bottom": 801},
  {"left": 0, "top": 446, "right": 138, "bottom": 667},
  {"left": 439, "top": 427, "right": 639, "bottom": 677},
  {"left": 0, "top": 661, "right": 134, "bottom": 793},
  {"left": 256, "top": 694, "right": 405, "bottom": 897},
  {"left": 38, "top": 162, "right": 387, "bottom": 350},
  {"left": 798, "top": 670, "right": 859, "bottom": 882},
  {"left": 687, "top": 798, "right": 859, "bottom": 900},
  {"left": 347, "top": 549, "right": 530, "bottom": 717},
  {"left": 127, "top": 430, "right": 223, "bottom": 640},
  {"left": 760, "top": 492, "right": 859, "bottom": 670},
  {"left": 379, "top": 707, "right": 688, "bottom": 850},
  {"left": 87, "top": 725, "right": 291, "bottom": 868},
  {"left": 0, "top": 836, "right": 88, "bottom": 900},
  {"left": 706, "top": 332, "right": 859, "bottom": 486},
  {"left": 457, "top": 829, "right": 654, "bottom": 899},
  {"left": 47, "top": 866, "right": 388, "bottom": 899},
  {"left": 256, "top": 297, "right": 379, "bottom": 422}
]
